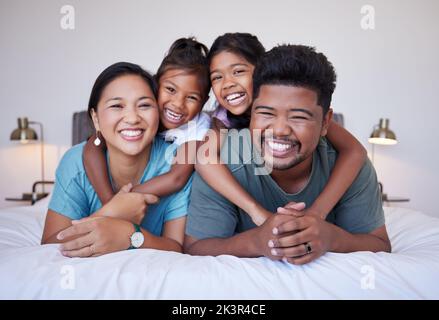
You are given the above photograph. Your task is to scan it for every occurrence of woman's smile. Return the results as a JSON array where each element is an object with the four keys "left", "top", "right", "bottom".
[{"left": 119, "top": 128, "right": 145, "bottom": 142}]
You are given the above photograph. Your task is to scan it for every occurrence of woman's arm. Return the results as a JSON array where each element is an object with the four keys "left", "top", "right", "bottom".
[
  {"left": 42, "top": 190, "right": 159, "bottom": 246},
  {"left": 137, "top": 216, "right": 186, "bottom": 252},
  {"left": 195, "top": 126, "right": 271, "bottom": 226},
  {"left": 83, "top": 134, "right": 114, "bottom": 204},
  {"left": 131, "top": 141, "right": 196, "bottom": 197},
  {"left": 41, "top": 210, "right": 81, "bottom": 244},
  {"left": 53, "top": 215, "right": 181, "bottom": 257},
  {"left": 310, "top": 120, "right": 367, "bottom": 219},
  {"left": 43, "top": 210, "right": 185, "bottom": 256}
]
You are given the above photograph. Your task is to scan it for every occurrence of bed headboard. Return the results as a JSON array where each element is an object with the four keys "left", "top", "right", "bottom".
[
  {"left": 332, "top": 113, "right": 344, "bottom": 127},
  {"left": 71, "top": 111, "right": 345, "bottom": 146},
  {"left": 72, "top": 111, "right": 94, "bottom": 146}
]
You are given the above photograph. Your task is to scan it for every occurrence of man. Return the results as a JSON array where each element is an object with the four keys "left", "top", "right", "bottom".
[{"left": 184, "top": 45, "right": 391, "bottom": 265}]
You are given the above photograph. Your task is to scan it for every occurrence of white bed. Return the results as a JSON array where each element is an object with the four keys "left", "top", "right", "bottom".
[{"left": 0, "top": 197, "right": 438, "bottom": 299}]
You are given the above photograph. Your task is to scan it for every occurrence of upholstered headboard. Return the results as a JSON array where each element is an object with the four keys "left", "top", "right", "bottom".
[
  {"left": 72, "top": 111, "right": 94, "bottom": 146},
  {"left": 332, "top": 113, "right": 344, "bottom": 127}
]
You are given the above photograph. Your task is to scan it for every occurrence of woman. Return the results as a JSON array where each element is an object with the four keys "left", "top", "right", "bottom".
[{"left": 41, "top": 62, "right": 192, "bottom": 257}]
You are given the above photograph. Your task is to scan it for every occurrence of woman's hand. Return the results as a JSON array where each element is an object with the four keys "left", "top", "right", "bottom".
[
  {"left": 57, "top": 216, "right": 135, "bottom": 257},
  {"left": 96, "top": 183, "right": 159, "bottom": 224}
]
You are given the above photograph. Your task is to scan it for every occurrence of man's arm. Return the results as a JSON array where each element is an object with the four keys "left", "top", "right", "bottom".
[
  {"left": 331, "top": 224, "right": 391, "bottom": 253},
  {"left": 184, "top": 230, "right": 261, "bottom": 257},
  {"left": 184, "top": 208, "right": 302, "bottom": 260}
]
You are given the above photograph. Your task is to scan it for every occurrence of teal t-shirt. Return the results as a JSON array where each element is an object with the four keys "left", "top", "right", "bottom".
[
  {"left": 186, "top": 129, "right": 385, "bottom": 240},
  {"left": 49, "top": 137, "right": 192, "bottom": 237}
]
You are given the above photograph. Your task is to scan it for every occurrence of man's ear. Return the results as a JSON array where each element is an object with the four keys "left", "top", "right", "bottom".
[
  {"left": 321, "top": 108, "right": 333, "bottom": 137},
  {"left": 90, "top": 109, "right": 100, "bottom": 132}
]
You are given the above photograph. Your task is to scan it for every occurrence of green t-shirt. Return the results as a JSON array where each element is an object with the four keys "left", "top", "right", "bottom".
[{"left": 186, "top": 129, "right": 385, "bottom": 240}]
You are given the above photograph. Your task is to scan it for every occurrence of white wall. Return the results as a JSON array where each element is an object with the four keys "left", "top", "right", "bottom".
[{"left": 1, "top": 0, "right": 438, "bottom": 216}]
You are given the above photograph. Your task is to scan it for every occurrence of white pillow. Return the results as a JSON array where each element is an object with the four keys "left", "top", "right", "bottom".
[{"left": 32, "top": 193, "right": 52, "bottom": 211}]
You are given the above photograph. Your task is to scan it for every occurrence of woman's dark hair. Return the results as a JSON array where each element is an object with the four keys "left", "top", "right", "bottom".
[
  {"left": 88, "top": 62, "right": 157, "bottom": 118},
  {"left": 208, "top": 33, "right": 265, "bottom": 129},
  {"left": 253, "top": 45, "right": 337, "bottom": 115},
  {"left": 155, "top": 37, "right": 210, "bottom": 101}
]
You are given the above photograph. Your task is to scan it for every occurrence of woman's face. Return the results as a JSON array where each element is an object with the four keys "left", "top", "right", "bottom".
[
  {"left": 91, "top": 74, "right": 159, "bottom": 157},
  {"left": 210, "top": 51, "right": 255, "bottom": 116},
  {"left": 158, "top": 69, "right": 204, "bottom": 130}
]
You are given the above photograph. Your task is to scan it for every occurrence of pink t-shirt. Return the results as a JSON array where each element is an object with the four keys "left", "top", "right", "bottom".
[{"left": 212, "top": 104, "right": 232, "bottom": 129}]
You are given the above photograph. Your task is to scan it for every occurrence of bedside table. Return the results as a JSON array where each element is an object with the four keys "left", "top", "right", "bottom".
[
  {"left": 5, "top": 181, "right": 53, "bottom": 205},
  {"left": 382, "top": 194, "right": 410, "bottom": 204},
  {"left": 5, "top": 193, "right": 49, "bottom": 203}
]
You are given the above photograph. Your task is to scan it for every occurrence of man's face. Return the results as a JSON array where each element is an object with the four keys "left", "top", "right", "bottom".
[{"left": 250, "top": 85, "right": 332, "bottom": 170}]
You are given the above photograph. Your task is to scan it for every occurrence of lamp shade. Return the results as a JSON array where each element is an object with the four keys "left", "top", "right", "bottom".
[
  {"left": 368, "top": 118, "right": 397, "bottom": 145},
  {"left": 10, "top": 117, "right": 38, "bottom": 143}
]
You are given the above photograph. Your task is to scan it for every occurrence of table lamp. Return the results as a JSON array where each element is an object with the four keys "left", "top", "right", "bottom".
[
  {"left": 10, "top": 117, "right": 48, "bottom": 201},
  {"left": 369, "top": 118, "right": 397, "bottom": 145},
  {"left": 368, "top": 118, "right": 398, "bottom": 201}
]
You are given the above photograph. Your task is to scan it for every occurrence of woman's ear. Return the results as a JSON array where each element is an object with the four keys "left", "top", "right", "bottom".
[
  {"left": 90, "top": 109, "right": 100, "bottom": 131},
  {"left": 321, "top": 108, "right": 333, "bottom": 137}
]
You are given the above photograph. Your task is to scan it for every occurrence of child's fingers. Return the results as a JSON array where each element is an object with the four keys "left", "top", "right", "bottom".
[
  {"left": 119, "top": 183, "right": 133, "bottom": 193},
  {"left": 284, "top": 202, "right": 306, "bottom": 211},
  {"left": 277, "top": 207, "right": 305, "bottom": 217},
  {"left": 143, "top": 194, "right": 159, "bottom": 204}
]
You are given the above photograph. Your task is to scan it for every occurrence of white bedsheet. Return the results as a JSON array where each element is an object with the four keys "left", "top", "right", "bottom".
[{"left": 0, "top": 199, "right": 438, "bottom": 299}]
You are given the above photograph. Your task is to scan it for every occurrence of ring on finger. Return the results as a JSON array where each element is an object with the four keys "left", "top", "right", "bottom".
[{"left": 304, "top": 242, "right": 312, "bottom": 254}]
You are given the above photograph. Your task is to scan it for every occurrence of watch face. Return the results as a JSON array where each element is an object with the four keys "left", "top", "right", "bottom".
[{"left": 131, "top": 232, "right": 144, "bottom": 248}]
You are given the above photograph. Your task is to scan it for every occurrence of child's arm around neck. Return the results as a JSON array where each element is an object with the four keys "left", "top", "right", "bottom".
[
  {"left": 309, "top": 120, "right": 367, "bottom": 219},
  {"left": 83, "top": 134, "right": 114, "bottom": 204}
]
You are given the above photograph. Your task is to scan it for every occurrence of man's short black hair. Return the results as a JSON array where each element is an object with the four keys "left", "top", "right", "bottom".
[{"left": 253, "top": 45, "right": 337, "bottom": 114}]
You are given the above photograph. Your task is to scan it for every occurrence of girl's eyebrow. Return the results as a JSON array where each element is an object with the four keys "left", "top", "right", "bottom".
[
  {"left": 162, "top": 79, "right": 201, "bottom": 96},
  {"left": 211, "top": 63, "right": 249, "bottom": 74},
  {"left": 230, "top": 63, "right": 249, "bottom": 68}
]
